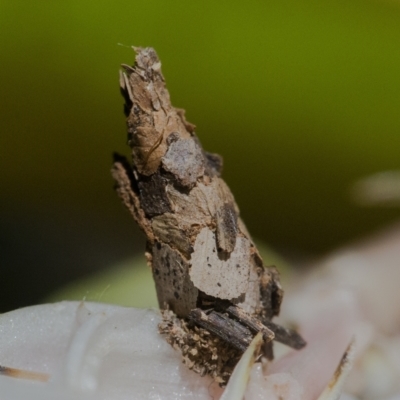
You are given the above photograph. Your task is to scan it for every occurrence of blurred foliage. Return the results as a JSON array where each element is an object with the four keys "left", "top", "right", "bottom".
[
  {"left": 47, "top": 257, "right": 159, "bottom": 309},
  {"left": 2, "top": 0, "right": 400, "bottom": 310}
]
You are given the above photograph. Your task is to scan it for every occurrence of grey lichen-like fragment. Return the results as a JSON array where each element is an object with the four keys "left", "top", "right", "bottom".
[
  {"left": 162, "top": 138, "right": 205, "bottom": 187},
  {"left": 189, "top": 227, "right": 250, "bottom": 300}
]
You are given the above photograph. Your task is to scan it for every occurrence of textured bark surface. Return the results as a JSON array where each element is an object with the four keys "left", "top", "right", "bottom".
[{"left": 112, "top": 47, "right": 305, "bottom": 382}]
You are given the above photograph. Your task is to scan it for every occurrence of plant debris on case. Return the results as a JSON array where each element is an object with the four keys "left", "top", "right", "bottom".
[{"left": 112, "top": 47, "right": 306, "bottom": 383}]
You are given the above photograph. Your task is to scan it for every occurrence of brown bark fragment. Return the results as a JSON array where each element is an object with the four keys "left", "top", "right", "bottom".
[
  {"left": 176, "top": 108, "right": 196, "bottom": 134},
  {"left": 204, "top": 152, "right": 223, "bottom": 177},
  {"left": 122, "top": 47, "right": 191, "bottom": 176},
  {"left": 152, "top": 242, "right": 198, "bottom": 317},
  {"left": 137, "top": 171, "right": 172, "bottom": 217},
  {"left": 151, "top": 213, "right": 193, "bottom": 257},
  {"left": 259, "top": 266, "right": 284, "bottom": 320},
  {"left": 111, "top": 156, "right": 154, "bottom": 241},
  {"left": 164, "top": 181, "right": 222, "bottom": 230},
  {"left": 215, "top": 202, "right": 238, "bottom": 254}
]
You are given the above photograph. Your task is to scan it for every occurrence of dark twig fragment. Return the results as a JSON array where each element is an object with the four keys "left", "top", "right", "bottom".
[
  {"left": 261, "top": 319, "right": 307, "bottom": 350},
  {"left": 225, "top": 305, "right": 274, "bottom": 343},
  {"left": 188, "top": 309, "right": 253, "bottom": 352}
]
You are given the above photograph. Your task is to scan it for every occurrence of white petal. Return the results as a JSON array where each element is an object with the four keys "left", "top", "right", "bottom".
[
  {"left": 316, "top": 339, "right": 355, "bottom": 400},
  {"left": 0, "top": 302, "right": 217, "bottom": 400},
  {"left": 220, "top": 332, "right": 263, "bottom": 400}
]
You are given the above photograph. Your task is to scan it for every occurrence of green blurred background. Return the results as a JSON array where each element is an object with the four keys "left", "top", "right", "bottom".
[{"left": 2, "top": 0, "right": 400, "bottom": 312}]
